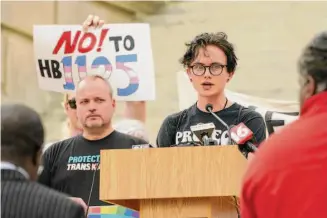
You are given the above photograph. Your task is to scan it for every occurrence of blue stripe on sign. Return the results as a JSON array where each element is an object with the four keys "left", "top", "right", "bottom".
[
  {"left": 92, "top": 56, "right": 111, "bottom": 66},
  {"left": 116, "top": 54, "right": 137, "bottom": 63},
  {"left": 117, "top": 83, "right": 139, "bottom": 96}
]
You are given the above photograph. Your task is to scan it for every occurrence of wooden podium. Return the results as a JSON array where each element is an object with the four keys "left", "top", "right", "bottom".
[{"left": 100, "top": 146, "right": 247, "bottom": 218}]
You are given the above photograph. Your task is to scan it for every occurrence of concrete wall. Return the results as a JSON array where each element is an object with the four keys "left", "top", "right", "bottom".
[{"left": 2, "top": 1, "right": 327, "bottom": 144}]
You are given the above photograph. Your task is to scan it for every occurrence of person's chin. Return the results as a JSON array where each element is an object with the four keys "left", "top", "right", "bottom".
[
  {"left": 86, "top": 122, "right": 103, "bottom": 128},
  {"left": 198, "top": 90, "right": 219, "bottom": 98}
]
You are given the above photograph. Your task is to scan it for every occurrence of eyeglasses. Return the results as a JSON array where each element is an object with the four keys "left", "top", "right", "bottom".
[
  {"left": 190, "top": 63, "right": 227, "bottom": 76},
  {"left": 67, "top": 98, "right": 76, "bottom": 109}
]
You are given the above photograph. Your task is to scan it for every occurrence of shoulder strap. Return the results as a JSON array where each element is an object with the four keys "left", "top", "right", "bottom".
[
  {"left": 167, "top": 109, "right": 188, "bottom": 146},
  {"left": 237, "top": 105, "right": 245, "bottom": 124},
  {"left": 175, "top": 109, "right": 188, "bottom": 131}
]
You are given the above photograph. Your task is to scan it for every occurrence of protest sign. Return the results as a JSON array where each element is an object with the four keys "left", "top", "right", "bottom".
[{"left": 33, "top": 24, "right": 156, "bottom": 101}]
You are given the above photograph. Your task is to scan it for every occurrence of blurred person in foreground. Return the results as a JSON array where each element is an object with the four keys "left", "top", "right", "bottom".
[
  {"left": 38, "top": 75, "right": 148, "bottom": 207},
  {"left": 1, "top": 103, "right": 85, "bottom": 218},
  {"left": 241, "top": 31, "right": 327, "bottom": 218},
  {"left": 156, "top": 32, "right": 266, "bottom": 154}
]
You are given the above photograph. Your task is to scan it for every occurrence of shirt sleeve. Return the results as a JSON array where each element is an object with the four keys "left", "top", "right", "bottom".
[
  {"left": 38, "top": 145, "right": 56, "bottom": 187},
  {"left": 240, "top": 169, "right": 259, "bottom": 218},
  {"left": 241, "top": 153, "right": 327, "bottom": 218},
  {"left": 241, "top": 112, "right": 267, "bottom": 145},
  {"left": 134, "top": 138, "right": 150, "bottom": 145},
  {"left": 156, "top": 115, "right": 177, "bottom": 147},
  {"left": 240, "top": 154, "right": 269, "bottom": 218}
]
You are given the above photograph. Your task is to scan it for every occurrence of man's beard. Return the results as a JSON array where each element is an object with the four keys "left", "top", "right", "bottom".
[{"left": 85, "top": 121, "right": 104, "bottom": 129}]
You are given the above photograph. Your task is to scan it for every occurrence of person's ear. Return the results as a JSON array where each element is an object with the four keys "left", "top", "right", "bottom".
[
  {"left": 63, "top": 102, "right": 69, "bottom": 114},
  {"left": 112, "top": 98, "right": 116, "bottom": 108},
  {"left": 32, "top": 149, "right": 42, "bottom": 167},
  {"left": 302, "top": 75, "right": 315, "bottom": 97},
  {"left": 186, "top": 68, "right": 193, "bottom": 82},
  {"left": 227, "top": 72, "right": 235, "bottom": 82}
]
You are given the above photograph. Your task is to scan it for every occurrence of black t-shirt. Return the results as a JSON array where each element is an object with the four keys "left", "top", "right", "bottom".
[
  {"left": 38, "top": 131, "right": 147, "bottom": 206},
  {"left": 156, "top": 103, "right": 267, "bottom": 147}
]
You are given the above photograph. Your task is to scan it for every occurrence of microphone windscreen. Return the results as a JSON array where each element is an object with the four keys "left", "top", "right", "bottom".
[{"left": 205, "top": 104, "right": 213, "bottom": 112}]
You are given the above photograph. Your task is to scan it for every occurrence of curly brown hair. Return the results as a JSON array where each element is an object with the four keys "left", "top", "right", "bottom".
[{"left": 180, "top": 32, "right": 238, "bottom": 73}]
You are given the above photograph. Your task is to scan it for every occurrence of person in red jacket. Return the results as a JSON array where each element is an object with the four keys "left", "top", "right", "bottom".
[{"left": 241, "top": 31, "right": 327, "bottom": 218}]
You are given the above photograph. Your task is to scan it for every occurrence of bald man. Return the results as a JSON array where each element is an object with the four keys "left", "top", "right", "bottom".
[{"left": 38, "top": 75, "right": 148, "bottom": 207}]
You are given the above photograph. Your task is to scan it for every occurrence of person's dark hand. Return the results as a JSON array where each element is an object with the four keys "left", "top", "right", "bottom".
[{"left": 70, "top": 197, "right": 87, "bottom": 212}]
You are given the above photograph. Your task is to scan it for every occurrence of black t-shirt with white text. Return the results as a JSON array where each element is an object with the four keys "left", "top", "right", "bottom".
[
  {"left": 156, "top": 103, "right": 266, "bottom": 147},
  {"left": 38, "top": 131, "right": 147, "bottom": 206}
]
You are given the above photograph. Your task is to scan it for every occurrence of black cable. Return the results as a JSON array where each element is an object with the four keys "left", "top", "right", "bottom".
[
  {"left": 233, "top": 195, "right": 240, "bottom": 218},
  {"left": 85, "top": 162, "right": 100, "bottom": 217}
]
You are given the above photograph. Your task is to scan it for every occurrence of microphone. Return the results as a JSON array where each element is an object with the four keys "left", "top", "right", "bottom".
[
  {"left": 205, "top": 104, "right": 232, "bottom": 145},
  {"left": 190, "top": 122, "right": 217, "bottom": 145},
  {"left": 230, "top": 123, "right": 258, "bottom": 153}
]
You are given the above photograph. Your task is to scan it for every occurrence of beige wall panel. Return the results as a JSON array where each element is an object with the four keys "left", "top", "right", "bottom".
[
  {"left": 1, "top": 30, "right": 50, "bottom": 114},
  {"left": 1, "top": 1, "right": 55, "bottom": 34},
  {"left": 2, "top": 30, "right": 8, "bottom": 94},
  {"left": 56, "top": 1, "right": 134, "bottom": 24}
]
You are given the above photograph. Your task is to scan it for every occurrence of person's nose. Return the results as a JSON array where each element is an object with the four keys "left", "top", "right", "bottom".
[
  {"left": 88, "top": 101, "right": 97, "bottom": 113},
  {"left": 89, "top": 108, "right": 96, "bottom": 113},
  {"left": 204, "top": 67, "right": 211, "bottom": 78}
]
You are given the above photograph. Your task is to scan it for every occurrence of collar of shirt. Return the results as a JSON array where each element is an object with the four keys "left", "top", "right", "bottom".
[
  {"left": 301, "top": 91, "right": 327, "bottom": 116},
  {"left": 0, "top": 161, "right": 30, "bottom": 179}
]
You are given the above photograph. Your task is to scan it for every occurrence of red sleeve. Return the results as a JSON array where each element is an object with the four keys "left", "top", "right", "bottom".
[
  {"left": 240, "top": 170, "right": 276, "bottom": 218},
  {"left": 240, "top": 152, "right": 277, "bottom": 218},
  {"left": 240, "top": 161, "right": 260, "bottom": 218},
  {"left": 241, "top": 159, "right": 327, "bottom": 218}
]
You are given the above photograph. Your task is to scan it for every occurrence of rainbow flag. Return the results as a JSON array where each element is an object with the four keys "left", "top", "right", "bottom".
[{"left": 88, "top": 205, "right": 139, "bottom": 218}]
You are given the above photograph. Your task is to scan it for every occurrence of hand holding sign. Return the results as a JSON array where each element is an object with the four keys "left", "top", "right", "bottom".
[
  {"left": 33, "top": 22, "right": 155, "bottom": 101},
  {"left": 82, "top": 14, "right": 105, "bottom": 32}
]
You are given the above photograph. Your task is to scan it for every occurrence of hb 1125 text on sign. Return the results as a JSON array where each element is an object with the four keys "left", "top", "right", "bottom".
[{"left": 33, "top": 24, "right": 156, "bottom": 101}]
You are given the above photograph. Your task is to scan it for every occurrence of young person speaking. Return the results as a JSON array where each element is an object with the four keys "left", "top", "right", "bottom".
[{"left": 156, "top": 32, "right": 267, "bottom": 149}]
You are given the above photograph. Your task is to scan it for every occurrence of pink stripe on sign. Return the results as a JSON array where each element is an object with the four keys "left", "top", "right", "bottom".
[
  {"left": 105, "top": 65, "right": 112, "bottom": 72},
  {"left": 116, "top": 62, "right": 131, "bottom": 71},
  {"left": 78, "top": 66, "right": 87, "bottom": 72},
  {"left": 130, "top": 77, "right": 139, "bottom": 84},
  {"left": 64, "top": 66, "right": 72, "bottom": 72},
  {"left": 91, "top": 65, "right": 112, "bottom": 72},
  {"left": 65, "top": 78, "right": 73, "bottom": 83}
]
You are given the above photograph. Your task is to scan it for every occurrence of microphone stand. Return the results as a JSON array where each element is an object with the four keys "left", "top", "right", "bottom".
[
  {"left": 201, "top": 134, "right": 218, "bottom": 146},
  {"left": 206, "top": 107, "right": 232, "bottom": 145}
]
